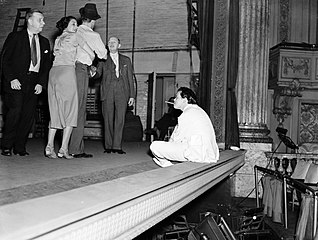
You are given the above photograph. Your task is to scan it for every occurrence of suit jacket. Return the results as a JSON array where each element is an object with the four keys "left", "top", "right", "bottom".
[
  {"left": 95, "top": 53, "right": 135, "bottom": 102},
  {"left": 1, "top": 29, "right": 51, "bottom": 93}
]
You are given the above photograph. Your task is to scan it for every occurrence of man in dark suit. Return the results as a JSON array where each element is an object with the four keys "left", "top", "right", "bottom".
[
  {"left": 92, "top": 37, "right": 135, "bottom": 154},
  {"left": 1, "top": 9, "right": 51, "bottom": 156}
]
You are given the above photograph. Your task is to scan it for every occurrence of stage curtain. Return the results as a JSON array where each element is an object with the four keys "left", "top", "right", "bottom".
[
  {"left": 197, "top": 0, "right": 214, "bottom": 114},
  {"left": 225, "top": 0, "right": 240, "bottom": 148}
]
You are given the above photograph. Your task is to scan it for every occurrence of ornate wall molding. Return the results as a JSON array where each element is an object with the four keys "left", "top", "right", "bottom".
[
  {"left": 299, "top": 102, "right": 318, "bottom": 144},
  {"left": 279, "top": 0, "right": 290, "bottom": 42},
  {"left": 211, "top": 0, "right": 229, "bottom": 143},
  {"left": 281, "top": 57, "right": 310, "bottom": 79}
]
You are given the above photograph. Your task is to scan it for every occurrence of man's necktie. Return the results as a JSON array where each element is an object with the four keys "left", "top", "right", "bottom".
[{"left": 31, "top": 34, "right": 37, "bottom": 66}]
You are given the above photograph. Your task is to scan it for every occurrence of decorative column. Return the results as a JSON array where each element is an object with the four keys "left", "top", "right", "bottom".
[
  {"left": 237, "top": 0, "right": 271, "bottom": 142},
  {"left": 232, "top": 0, "right": 273, "bottom": 198}
]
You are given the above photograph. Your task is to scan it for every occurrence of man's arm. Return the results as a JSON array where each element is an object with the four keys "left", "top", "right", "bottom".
[
  {"left": 2, "top": 32, "right": 19, "bottom": 83},
  {"left": 126, "top": 57, "right": 135, "bottom": 106},
  {"left": 91, "top": 60, "right": 104, "bottom": 79},
  {"left": 85, "top": 31, "right": 107, "bottom": 60},
  {"left": 2, "top": 32, "right": 26, "bottom": 91}
]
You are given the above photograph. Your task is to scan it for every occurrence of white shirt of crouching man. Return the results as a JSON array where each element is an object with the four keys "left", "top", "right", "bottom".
[{"left": 150, "top": 88, "right": 219, "bottom": 167}]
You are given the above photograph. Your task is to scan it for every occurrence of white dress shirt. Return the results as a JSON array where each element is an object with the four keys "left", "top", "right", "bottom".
[
  {"left": 110, "top": 52, "right": 119, "bottom": 77},
  {"left": 75, "top": 25, "right": 107, "bottom": 66}
]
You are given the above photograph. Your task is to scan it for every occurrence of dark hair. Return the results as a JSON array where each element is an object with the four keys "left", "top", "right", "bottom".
[
  {"left": 178, "top": 87, "right": 197, "bottom": 104},
  {"left": 56, "top": 16, "right": 77, "bottom": 33},
  {"left": 80, "top": 17, "right": 93, "bottom": 23},
  {"left": 26, "top": 9, "right": 43, "bottom": 22}
]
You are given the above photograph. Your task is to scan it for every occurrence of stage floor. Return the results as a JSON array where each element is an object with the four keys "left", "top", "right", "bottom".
[
  {"left": 0, "top": 138, "right": 159, "bottom": 205},
  {"left": 0, "top": 138, "right": 299, "bottom": 240}
]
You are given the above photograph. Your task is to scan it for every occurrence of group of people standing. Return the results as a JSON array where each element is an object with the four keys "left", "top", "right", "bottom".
[
  {"left": 1, "top": 3, "right": 220, "bottom": 167},
  {"left": 1, "top": 3, "right": 135, "bottom": 158}
]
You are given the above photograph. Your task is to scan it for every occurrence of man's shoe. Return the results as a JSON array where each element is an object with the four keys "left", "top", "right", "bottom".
[
  {"left": 13, "top": 150, "right": 29, "bottom": 156},
  {"left": 72, "top": 153, "right": 93, "bottom": 158},
  {"left": 71, "top": 153, "right": 82, "bottom": 158},
  {"left": 112, "top": 149, "right": 126, "bottom": 154},
  {"left": 152, "top": 157, "right": 173, "bottom": 168},
  {"left": 1, "top": 149, "right": 12, "bottom": 157},
  {"left": 104, "top": 149, "right": 112, "bottom": 153},
  {"left": 82, "top": 153, "right": 93, "bottom": 158}
]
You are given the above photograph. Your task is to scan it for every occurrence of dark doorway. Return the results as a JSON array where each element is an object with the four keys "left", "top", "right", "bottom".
[{"left": 146, "top": 73, "right": 176, "bottom": 141}]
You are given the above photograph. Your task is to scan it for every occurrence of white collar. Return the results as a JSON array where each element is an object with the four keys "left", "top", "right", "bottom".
[
  {"left": 27, "top": 29, "right": 37, "bottom": 37},
  {"left": 78, "top": 24, "right": 93, "bottom": 31},
  {"left": 110, "top": 52, "right": 119, "bottom": 57}
]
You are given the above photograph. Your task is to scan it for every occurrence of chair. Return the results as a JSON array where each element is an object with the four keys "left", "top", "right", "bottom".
[{"left": 163, "top": 215, "right": 195, "bottom": 240}]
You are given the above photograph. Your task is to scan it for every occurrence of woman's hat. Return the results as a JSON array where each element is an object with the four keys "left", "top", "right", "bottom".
[{"left": 79, "top": 3, "right": 101, "bottom": 20}]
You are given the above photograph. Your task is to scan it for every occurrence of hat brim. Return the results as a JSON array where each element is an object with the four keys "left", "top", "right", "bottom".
[
  {"left": 92, "top": 14, "right": 101, "bottom": 20},
  {"left": 79, "top": 7, "right": 84, "bottom": 15}
]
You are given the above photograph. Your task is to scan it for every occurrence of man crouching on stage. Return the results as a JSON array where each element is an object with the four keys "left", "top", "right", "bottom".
[{"left": 150, "top": 87, "right": 219, "bottom": 167}]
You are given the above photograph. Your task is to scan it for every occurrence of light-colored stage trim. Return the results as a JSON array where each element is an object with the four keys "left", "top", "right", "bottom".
[{"left": 0, "top": 150, "right": 245, "bottom": 240}]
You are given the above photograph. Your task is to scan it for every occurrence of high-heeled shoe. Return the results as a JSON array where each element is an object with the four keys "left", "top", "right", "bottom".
[
  {"left": 45, "top": 145, "right": 57, "bottom": 159},
  {"left": 58, "top": 148, "right": 73, "bottom": 159}
]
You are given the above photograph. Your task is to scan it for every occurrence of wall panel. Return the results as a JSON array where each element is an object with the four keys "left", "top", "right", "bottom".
[
  {"left": 135, "top": 0, "right": 188, "bottom": 49},
  {"left": 269, "top": 0, "right": 318, "bottom": 47},
  {"left": 0, "top": 0, "right": 39, "bottom": 47},
  {"left": 107, "top": 0, "right": 134, "bottom": 48},
  {"left": 0, "top": 0, "right": 189, "bottom": 50}
]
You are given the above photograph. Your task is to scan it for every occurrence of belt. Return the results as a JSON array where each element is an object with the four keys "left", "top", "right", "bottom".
[
  {"left": 26, "top": 71, "right": 38, "bottom": 75},
  {"left": 76, "top": 61, "right": 89, "bottom": 67}
]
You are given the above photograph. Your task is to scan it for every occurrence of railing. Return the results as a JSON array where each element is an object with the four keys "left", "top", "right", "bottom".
[
  {"left": 264, "top": 152, "right": 318, "bottom": 175},
  {"left": 254, "top": 164, "right": 318, "bottom": 238}
]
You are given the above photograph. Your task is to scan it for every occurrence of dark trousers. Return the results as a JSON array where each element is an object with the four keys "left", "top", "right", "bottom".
[
  {"left": 102, "top": 80, "right": 127, "bottom": 150},
  {"left": 69, "top": 62, "right": 88, "bottom": 154},
  {"left": 2, "top": 73, "right": 38, "bottom": 152}
]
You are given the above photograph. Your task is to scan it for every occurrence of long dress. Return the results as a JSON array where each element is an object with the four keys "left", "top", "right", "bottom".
[{"left": 48, "top": 31, "right": 78, "bottom": 129}]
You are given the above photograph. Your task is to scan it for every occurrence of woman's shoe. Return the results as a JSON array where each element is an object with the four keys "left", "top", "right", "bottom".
[
  {"left": 45, "top": 145, "right": 57, "bottom": 159},
  {"left": 58, "top": 148, "right": 73, "bottom": 159}
]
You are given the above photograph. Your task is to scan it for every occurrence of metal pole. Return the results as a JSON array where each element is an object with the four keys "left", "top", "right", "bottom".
[
  {"left": 254, "top": 166, "right": 259, "bottom": 207},
  {"left": 64, "top": 0, "right": 67, "bottom": 17},
  {"left": 313, "top": 194, "right": 317, "bottom": 238},
  {"left": 105, "top": 0, "right": 109, "bottom": 41},
  {"left": 132, "top": 0, "right": 137, "bottom": 115},
  {"left": 283, "top": 177, "right": 288, "bottom": 229}
]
